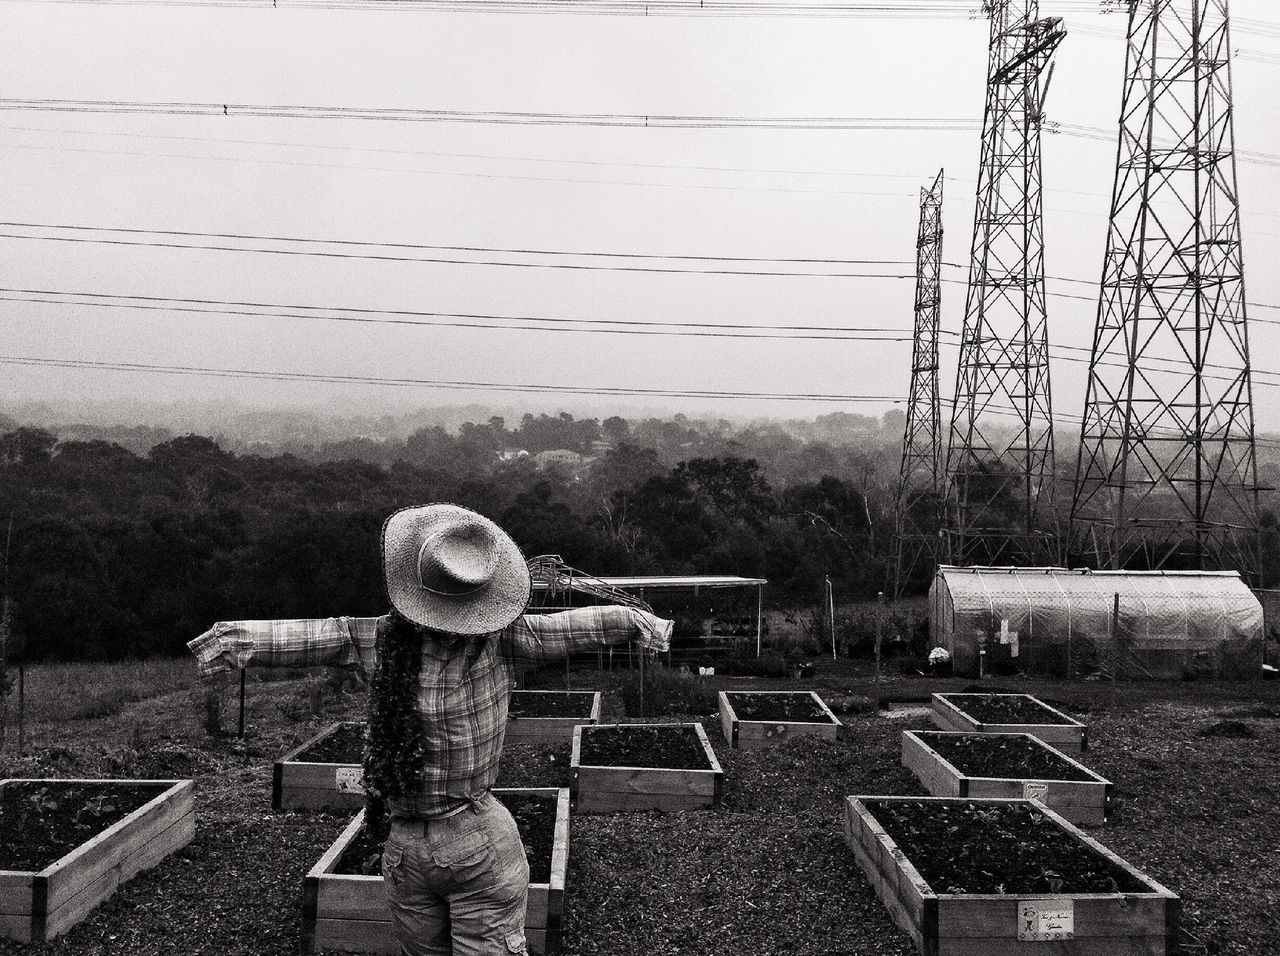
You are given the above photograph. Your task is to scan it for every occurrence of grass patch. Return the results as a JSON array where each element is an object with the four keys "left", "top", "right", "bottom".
[{"left": 2, "top": 657, "right": 196, "bottom": 723}]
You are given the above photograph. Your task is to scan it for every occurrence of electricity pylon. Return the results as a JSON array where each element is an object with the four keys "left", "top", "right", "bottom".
[
  {"left": 1070, "top": 0, "right": 1261, "bottom": 584},
  {"left": 946, "top": 0, "right": 1066, "bottom": 567},
  {"left": 892, "top": 170, "right": 945, "bottom": 598}
]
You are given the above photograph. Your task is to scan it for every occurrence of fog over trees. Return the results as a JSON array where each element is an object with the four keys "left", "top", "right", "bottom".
[{"left": 3, "top": 404, "right": 1278, "bottom": 663}]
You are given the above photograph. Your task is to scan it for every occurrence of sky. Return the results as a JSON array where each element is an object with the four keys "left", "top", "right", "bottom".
[{"left": 0, "top": 0, "right": 1278, "bottom": 428}]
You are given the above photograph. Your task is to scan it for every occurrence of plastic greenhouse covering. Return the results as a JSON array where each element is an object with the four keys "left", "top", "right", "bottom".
[{"left": 929, "top": 566, "right": 1264, "bottom": 680}]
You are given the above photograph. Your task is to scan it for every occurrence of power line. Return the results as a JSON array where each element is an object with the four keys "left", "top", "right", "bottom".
[
  {"left": 5, "top": 223, "right": 1280, "bottom": 312},
  {"left": 11, "top": 280, "right": 1280, "bottom": 382},
  {"left": 0, "top": 353, "right": 908, "bottom": 403},
  {"left": 0, "top": 99, "right": 983, "bottom": 130},
  {"left": 4, "top": 99, "right": 1278, "bottom": 168},
  {"left": 0, "top": 0, "right": 1106, "bottom": 16},
  {"left": 0, "top": 123, "right": 937, "bottom": 181},
  {"left": 0, "top": 221, "right": 910, "bottom": 267},
  {"left": 0, "top": 141, "right": 920, "bottom": 199},
  {"left": 0, "top": 286, "right": 922, "bottom": 341},
  {"left": 0, "top": 226, "right": 915, "bottom": 278}
]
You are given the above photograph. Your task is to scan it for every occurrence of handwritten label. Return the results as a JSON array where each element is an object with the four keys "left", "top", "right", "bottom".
[
  {"left": 1023, "top": 781, "right": 1049, "bottom": 802},
  {"left": 335, "top": 767, "right": 365, "bottom": 794},
  {"left": 1018, "top": 899, "right": 1074, "bottom": 941}
]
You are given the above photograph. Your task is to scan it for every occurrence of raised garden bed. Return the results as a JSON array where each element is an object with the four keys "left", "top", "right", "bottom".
[
  {"left": 273, "top": 721, "right": 365, "bottom": 811},
  {"left": 902, "top": 731, "right": 1113, "bottom": 826},
  {"left": 301, "top": 787, "right": 569, "bottom": 955},
  {"left": 571, "top": 723, "right": 723, "bottom": 813},
  {"left": 933, "top": 693, "right": 1087, "bottom": 753},
  {"left": 718, "top": 691, "right": 841, "bottom": 749},
  {"left": 843, "top": 795, "right": 1178, "bottom": 955},
  {"left": 0, "top": 778, "right": 195, "bottom": 943},
  {"left": 506, "top": 690, "right": 602, "bottom": 744}
]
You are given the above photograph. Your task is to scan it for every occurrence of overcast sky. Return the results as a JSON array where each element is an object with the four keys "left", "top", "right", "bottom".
[{"left": 0, "top": 0, "right": 1277, "bottom": 428}]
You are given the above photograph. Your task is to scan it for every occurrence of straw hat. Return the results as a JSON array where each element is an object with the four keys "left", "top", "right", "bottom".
[{"left": 381, "top": 504, "right": 531, "bottom": 635}]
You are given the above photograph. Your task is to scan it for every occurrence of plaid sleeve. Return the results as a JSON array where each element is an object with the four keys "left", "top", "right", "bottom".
[
  {"left": 186, "top": 616, "right": 382, "bottom": 679},
  {"left": 499, "top": 606, "right": 673, "bottom": 663}
]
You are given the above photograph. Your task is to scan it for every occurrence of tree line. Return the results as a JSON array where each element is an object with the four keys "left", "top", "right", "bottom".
[{"left": 0, "top": 416, "right": 902, "bottom": 662}]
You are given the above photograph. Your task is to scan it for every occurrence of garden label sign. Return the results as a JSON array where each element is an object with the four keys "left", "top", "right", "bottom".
[
  {"left": 335, "top": 767, "right": 365, "bottom": 794},
  {"left": 1023, "top": 781, "right": 1049, "bottom": 801},
  {"left": 1017, "top": 899, "right": 1074, "bottom": 941}
]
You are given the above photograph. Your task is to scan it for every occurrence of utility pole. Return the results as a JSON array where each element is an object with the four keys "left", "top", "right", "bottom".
[
  {"left": 892, "top": 170, "right": 945, "bottom": 598},
  {"left": 1070, "top": 0, "right": 1260, "bottom": 583},
  {"left": 947, "top": 0, "right": 1065, "bottom": 567}
]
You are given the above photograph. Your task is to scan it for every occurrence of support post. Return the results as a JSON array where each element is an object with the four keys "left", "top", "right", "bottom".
[
  {"left": 238, "top": 668, "right": 247, "bottom": 738},
  {"left": 1110, "top": 592, "right": 1121, "bottom": 688},
  {"left": 875, "top": 590, "right": 885, "bottom": 682},
  {"left": 17, "top": 663, "right": 25, "bottom": 752},
  {"left": 756, "top": 583, "right": 764, "bottom": 657},
  {"left": 826, "top": 576, "right": 836, "bottom": 660}
]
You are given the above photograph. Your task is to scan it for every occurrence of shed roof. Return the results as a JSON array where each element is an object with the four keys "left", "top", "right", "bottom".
[
  {"left": 532, "top": 574, "right": 766, "bottom": 592},
  {"left": 935, "top": 565, "right": 1257, "bottom": 604}
]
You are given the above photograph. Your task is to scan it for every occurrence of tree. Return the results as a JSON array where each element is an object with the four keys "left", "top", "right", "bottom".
[
  {"left": 602, "top": 416, "right": 630, "bottom": 445},
  {"left": 0, "top": 427, "right": 56, "bottom": 466},
  {"left": 673, "top": 457, "right": 775, "bottom": 528}
]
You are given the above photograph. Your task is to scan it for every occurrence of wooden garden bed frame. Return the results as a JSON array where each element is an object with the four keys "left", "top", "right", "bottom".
[
  {"left": 843, "top": 795, "right": 1179, "bottom": 956},
  {"left": 718, "top": 690, "right": 841, "bottom": 749},
  {"left": 301, "top": 787, "right": 570, "bottom": 955},
  {"left": 506, "top": 691, "right": 602, "bottom": 744},
  {"left": 932, "top": 693, "right": 1088, "bottom": 753},
  {"left": 901, "top": 731, "right": 1113, "bottom": 826},
  {"left": 273, "top": 721, "right": 365, "bottom": 811},
  {"left": 570, "top": 722, "right": 723, "bottom": 813},
  {"left": 0, "top": 779, "right": 195, "bottom": 943}
]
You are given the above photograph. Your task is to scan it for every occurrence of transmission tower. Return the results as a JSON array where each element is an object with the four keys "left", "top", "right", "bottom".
[
  {"left": 1070, "top": 0, "right": 1260, "bottom": 583},
  {"left": 892, "top": 170, "right": 945, "bottom": 598},
  {"left": 946, "top": 0, "right": 1066, "bottom": 567}
]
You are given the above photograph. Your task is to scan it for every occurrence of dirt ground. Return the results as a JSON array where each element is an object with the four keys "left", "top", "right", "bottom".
[{"left": 1, "top": 662, "right": 1277, "bottom": 956}]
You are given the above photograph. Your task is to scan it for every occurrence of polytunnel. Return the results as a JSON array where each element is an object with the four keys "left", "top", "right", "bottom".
[{"left": 929, "top": 566, "right": 1264, "bottom": 680}]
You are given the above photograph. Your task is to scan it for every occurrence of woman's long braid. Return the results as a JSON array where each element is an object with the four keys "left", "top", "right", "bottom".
[{"left": 363, "top": 611, "right": 427, "bottom": 844}]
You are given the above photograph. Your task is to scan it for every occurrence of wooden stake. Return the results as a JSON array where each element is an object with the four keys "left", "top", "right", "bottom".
[
  {"left": 826, "top": 575, "right": 836, "bottom": 660},
  {"left": 238, "top": 668, "right": 247, "bottom": 738},
  {"left": 875, "top": 590, "right": 884, "bottom": 682},
  {"left": 17, "top": 663, "right": 25, "bottom": 752}
]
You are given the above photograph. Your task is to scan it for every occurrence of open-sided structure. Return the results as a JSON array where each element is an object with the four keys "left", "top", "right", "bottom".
[
  {"left": 528, "top": 556, "right": 767, "bottom": 656},
  {"left": 929, "top": 566, "right": 1263, "bottom": 680}
]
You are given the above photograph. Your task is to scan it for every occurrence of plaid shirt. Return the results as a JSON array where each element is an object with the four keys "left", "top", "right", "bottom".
[{"left": 188, "top": 606, "right": 672, "bottom": 817}]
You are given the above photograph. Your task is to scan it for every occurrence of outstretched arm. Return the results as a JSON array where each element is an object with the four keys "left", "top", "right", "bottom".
[
  {"left": 499, "top": 605, "right": 673, "bottom": 664},
  {"left": 187, "top": 616, "right": 382, "bottom": 679}
]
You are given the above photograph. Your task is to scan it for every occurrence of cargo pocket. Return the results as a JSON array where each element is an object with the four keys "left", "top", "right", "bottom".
[
  {"left": 381, "top": 840, "right": 406, "bottom": 889},
  {"left": 503, "top": 930, "right": 528, "bottom": 954}
]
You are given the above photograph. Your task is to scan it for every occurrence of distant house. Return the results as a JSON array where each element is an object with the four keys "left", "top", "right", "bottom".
[
  {"left": 497, "top": 448, "right": 530, "bottom": 462},
  {"left": 533, "top": 449, "right": 587, "bottom": 477}
]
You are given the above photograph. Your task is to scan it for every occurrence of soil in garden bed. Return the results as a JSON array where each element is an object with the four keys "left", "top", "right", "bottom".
[
  {"left": 295, "top": 723, "right": 366, "bottom": 763},
  {"left": 334, "top": 793, "right": 556, "bottom": 882},
  {"left": 509, "top": 691, "right": 596, "bottom": 719},
  {"left": 943, "top": 693, "right": 1070, "bottom": 725},
  {"left": 865, "top": 799, "right": 1147, "bottom": 896},
  {"left": 918, "top": 733, "right": 1095, "bottom": 782},
  {"left": 0, "top": 781, "right": 172, "bottom": 870},
  {"left": 727, "top": 692, "right": 831, "bottom": 723},
  {"left": 579, "top": 726, "right": 711, "bottom": 770}
]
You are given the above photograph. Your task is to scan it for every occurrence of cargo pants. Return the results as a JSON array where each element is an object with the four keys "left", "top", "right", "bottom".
[{"left": 382, "top": 792, "right": 530, "bottom": 956}]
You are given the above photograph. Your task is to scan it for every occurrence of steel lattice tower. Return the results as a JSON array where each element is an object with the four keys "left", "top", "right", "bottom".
[
  {"left": 946, "top": 0, "right": 1066, "bottom": 566},
  {"left": 892, "top": 170, "right": 945, "bottom": 598},
  {"left": 1070, "top": 0, "right": 1260, "bottom": 583}
]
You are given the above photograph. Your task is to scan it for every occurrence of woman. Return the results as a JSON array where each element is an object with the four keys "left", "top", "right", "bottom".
[{"left": 189, "top": 503, "right": 672, "bottom": 955}]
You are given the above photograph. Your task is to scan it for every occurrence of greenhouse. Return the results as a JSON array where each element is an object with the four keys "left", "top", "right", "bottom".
[{"left": 929, "top": 566, "right": 1265, "bottom": 680}]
